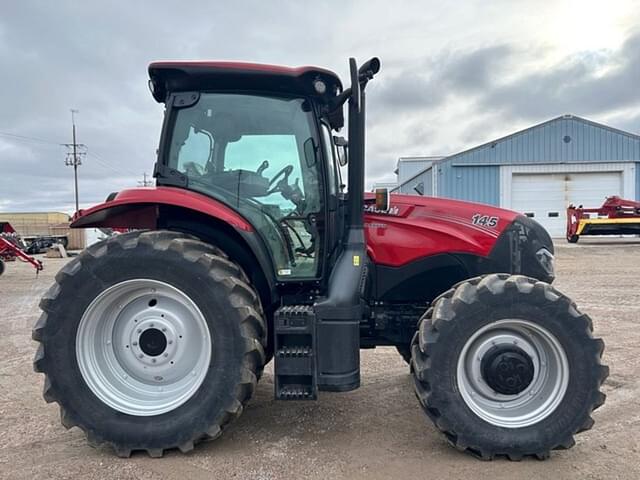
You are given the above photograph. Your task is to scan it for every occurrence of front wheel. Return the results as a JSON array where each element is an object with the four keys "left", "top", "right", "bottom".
[
  {"left": 411, "top": 274, "right": 608, "bottom": 460},
  {"left": 33, "top": 231, "right": 265, "bottom": 457}
]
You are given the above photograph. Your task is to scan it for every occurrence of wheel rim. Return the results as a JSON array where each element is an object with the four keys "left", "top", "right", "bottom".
[
  {"left": 456, "top": 319, "right": 569, "bottom": 428},
  {"left": 76, "top": 279, "right": 211, "bottom": 416}
]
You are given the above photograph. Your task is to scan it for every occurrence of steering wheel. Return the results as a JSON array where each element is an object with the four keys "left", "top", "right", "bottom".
[{"left": 267, "top": 165, "right": 294, "bottom": 195}]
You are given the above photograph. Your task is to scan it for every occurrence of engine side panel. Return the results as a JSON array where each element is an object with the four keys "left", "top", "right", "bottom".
[{"left": 364, "top": 194, "right": 519, "bottom": 267}]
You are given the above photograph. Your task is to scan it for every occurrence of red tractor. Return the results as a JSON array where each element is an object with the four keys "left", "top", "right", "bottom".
[{"left": 34, "top": 58, "right": 607, "bottom": 460}]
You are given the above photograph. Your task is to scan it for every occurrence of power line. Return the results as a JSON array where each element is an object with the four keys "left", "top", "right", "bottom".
[
  {"left": 0, "top": 131, "right": 61, "bottom": 146},
  {"left": 86, "top": 151, "right": 140, "bottom": 177},
  {"left": 0, "top": 128, "right": 141, "bottom": 179}
]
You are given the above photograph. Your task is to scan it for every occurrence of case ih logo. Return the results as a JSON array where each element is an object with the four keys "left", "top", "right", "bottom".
[{"left": 364, "top": 204, "right": 401, "bottom": 216}]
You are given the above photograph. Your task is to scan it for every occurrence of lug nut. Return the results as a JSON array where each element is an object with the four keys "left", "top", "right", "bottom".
[
  {"left": 152, "top": 359, "right": 156, "bottom": 363},
  {"left": 139, "top": 354, "right": 144, "bottom": 359},
  {"left": 137, "top": 329, "right": 142, "bottom": 334},
  {"left": 162, "top": 328, "right": 167, "bottom": 332},
  {"left": 164, "top": 353, "right": 169, "bottom": 357}
]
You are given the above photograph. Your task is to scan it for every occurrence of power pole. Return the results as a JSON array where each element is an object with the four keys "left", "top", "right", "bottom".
[
  {"left": 138, "top": 172, "right": 153, "bottom": 187},
  {"left": 64, "top": 109, "right": 86, "bottom": 213}
]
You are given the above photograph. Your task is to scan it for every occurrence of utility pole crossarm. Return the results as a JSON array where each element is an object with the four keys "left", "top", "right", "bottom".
[{"left": 138, "top": 172, "right": 153, "bottom": 187}]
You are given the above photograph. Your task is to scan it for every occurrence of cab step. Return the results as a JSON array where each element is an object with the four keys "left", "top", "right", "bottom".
[{"left": 274, "top": 305, "right": 317, "bottom": 400}]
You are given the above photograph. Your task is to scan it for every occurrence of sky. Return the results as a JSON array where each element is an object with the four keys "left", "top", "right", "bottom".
[{"left": 1, "top": 0, "right": 639, "bottom": 214}]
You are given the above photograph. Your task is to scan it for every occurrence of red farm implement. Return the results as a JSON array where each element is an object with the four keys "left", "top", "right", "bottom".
[
  {"left": 0, "top": 222, "right": 43, "bottom": 276},
  {"left": 566, "top": 196, "right": 640, "bottom": 243}
]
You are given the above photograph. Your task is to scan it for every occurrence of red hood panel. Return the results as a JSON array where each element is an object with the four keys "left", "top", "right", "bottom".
[{"left": 364, "top": 194, "right": 519, "bottom": 266}]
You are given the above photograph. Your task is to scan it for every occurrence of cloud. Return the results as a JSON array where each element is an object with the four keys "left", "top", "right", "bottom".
[
  {"left": 0, "top": 1, "right": 638, "bottom": 208},
  {"left": 478, "top": 31, "right": 640, "bottom": 122}
]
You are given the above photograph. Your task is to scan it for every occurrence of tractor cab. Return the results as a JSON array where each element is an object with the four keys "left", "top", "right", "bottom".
[{"left": 149, "top": 62, "right": 349, "bottom": 281}]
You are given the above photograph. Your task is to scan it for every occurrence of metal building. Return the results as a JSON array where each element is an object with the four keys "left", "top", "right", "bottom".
[
  {"left": 0, "top": 212, "right": 86, "bottom": 250},
  {"left": 391, "top": 115, "right": 640, "bottom": 237},
  {"left": 395, "top": 156, "right": 444, "bottom": 185}
]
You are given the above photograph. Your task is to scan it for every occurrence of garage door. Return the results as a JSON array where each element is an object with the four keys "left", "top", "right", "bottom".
[{"left": 511, "top": 172, "right": 622, "bottom": 237}]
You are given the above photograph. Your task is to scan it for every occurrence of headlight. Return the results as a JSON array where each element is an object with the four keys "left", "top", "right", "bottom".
[
  {"left": 313, "top": 79, "right": 327, "bottom": 94},
  {"left": 535, "top": 247, "right": 555, "bottom": 277}
]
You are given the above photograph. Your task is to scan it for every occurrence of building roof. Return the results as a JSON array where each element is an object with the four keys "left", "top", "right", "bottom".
[
  {"left": 393, "top": 114, "right": 640, "bottom": 191},
  {"left": 446, "top": 114, "right": 640, "bottom": 163},
  {"left": 394, "top": 156, "right": 445, "bottom": 174}
]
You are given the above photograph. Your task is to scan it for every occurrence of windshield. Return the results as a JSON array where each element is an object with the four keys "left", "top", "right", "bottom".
[{"left": 166, "top": 93, "right": 323, "bottom": 279}]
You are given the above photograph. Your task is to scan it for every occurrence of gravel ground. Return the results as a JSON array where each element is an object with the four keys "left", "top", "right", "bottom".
[{"left": 1, "top": 239, "right": 639, "bottom": 479}]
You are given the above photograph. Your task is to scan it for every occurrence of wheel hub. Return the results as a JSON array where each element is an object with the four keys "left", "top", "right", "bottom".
[
  {"left": 76, "top": 279, "right": 212, "bottom": 416},
  {"left": 481, "top": 345, "right": 534, "bottom": 395},
  {"left": 139, "top": 328, "right": 167, "bottom": 357},
  {"left": 456, "top": 319, "right": 569, "bottom": 428},
  {"left": 128, "top": 316, "right": 179, "bottom": 368}
]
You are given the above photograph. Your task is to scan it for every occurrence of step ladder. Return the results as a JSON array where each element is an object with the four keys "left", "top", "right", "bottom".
[{"left": 274, "top": 305, "right": 317, "bottom": 400}]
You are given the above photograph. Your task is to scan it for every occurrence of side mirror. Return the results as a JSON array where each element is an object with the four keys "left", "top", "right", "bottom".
[
  {"left": 334, "top": 136, "right": 348, "bottom": 166},
  {"left": 375, "top": 188, "right": 389, "bottom": 211},
  {"left": 303, "top": 137, "right": 317, "bottom": 167}
]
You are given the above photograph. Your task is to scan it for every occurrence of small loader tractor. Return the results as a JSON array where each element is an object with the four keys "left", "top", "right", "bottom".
[{"left": 33, "top": 58, "right": 607, "bottom": 460}]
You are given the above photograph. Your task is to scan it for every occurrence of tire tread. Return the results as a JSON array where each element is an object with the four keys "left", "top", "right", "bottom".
[
  {"left": 32, "top": 230, "right": 266, "bottom": 457},
  {"left": 410, "top": 273, "right": 608, "bottom": 460}
]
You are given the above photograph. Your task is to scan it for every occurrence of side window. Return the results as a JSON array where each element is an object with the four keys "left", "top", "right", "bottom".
[
  {"left": 166, "top": 93, "right": 324, "bottom": 280},
  {"left": 225, "top": 135, "right": 303, "bottom": 213},
  {"left": 224, "top": 133, "right": 322, "bottom": 278},
  {"left": 175, "top": 128, "right": 212, "bottom": 174}
]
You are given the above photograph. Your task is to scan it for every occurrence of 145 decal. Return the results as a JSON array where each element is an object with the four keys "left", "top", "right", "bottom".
[{"left": 471, "top": 214, "right": 499, "bottom": 228}]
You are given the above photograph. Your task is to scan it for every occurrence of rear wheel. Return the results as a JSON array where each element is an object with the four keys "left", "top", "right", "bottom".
[
  {"left": 411, "top": 274, "right": 608, "bottom": 460},
  {"left": 33, "top": 230, "right": 265, "bottom": 457},
  {"left": 567, "top": 234, "right": 579, "bottom": 243},
  {"left": 0, "top": 259, "right": 4, "bottom": 276}
]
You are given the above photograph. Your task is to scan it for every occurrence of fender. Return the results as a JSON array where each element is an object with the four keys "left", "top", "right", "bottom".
[
  {"left": 71, "top": 186, "right": 253, "bottom": 231},
  {"left": 72, "top": 186, "right": 277, "bottom": 309}
]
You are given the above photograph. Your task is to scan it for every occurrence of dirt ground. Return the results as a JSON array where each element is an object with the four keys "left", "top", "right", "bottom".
[{"left": 1, "top": 239, "right": 639, "bottom": 480}]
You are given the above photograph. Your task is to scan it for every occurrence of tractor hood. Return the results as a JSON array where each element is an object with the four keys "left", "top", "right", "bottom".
[{"left": 363, "top": 193, "right": 554, "bottom": 282}]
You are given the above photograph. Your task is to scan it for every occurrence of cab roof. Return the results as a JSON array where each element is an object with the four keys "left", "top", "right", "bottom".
[{"left": 148, "top": 61, "right": 343, "bottom": 103}]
